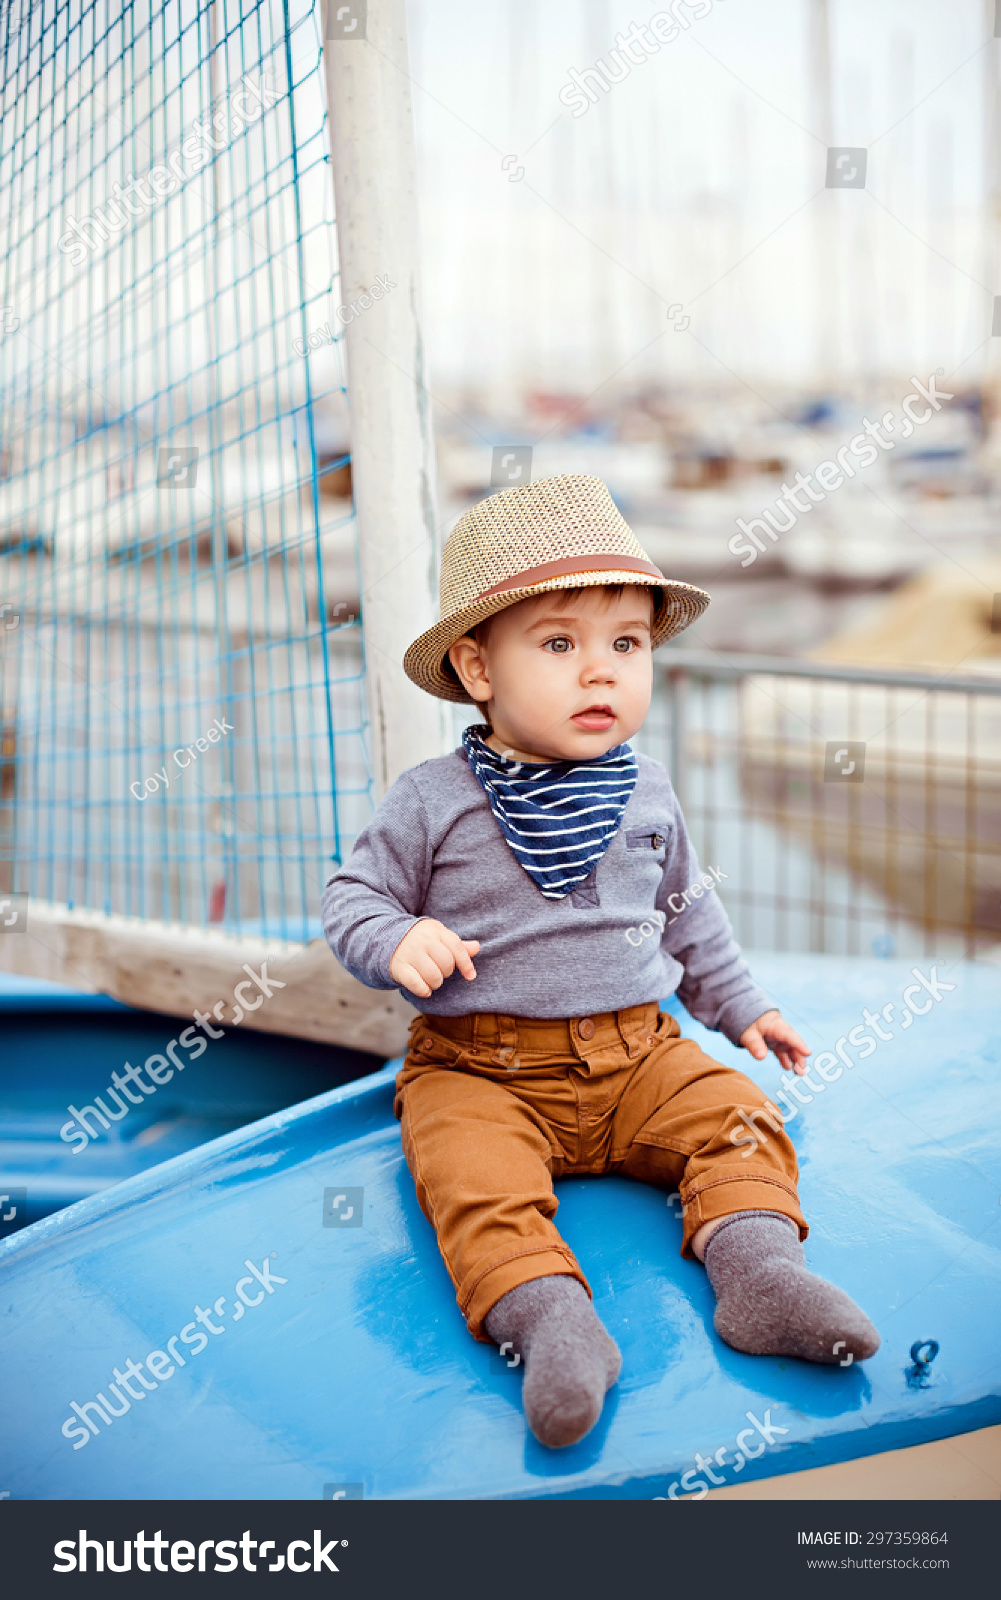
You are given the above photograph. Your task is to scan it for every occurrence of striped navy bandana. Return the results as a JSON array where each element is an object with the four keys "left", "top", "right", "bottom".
[{"left": 461, "top": 725, "right": 638, "bottom": 900}]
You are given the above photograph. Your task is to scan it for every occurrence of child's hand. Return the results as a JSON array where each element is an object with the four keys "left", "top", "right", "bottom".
[
  {"left": 389, "top": 919, "right": 480, "bottom": 999},
  {"left": 739, "top": 1009, "right": 811, "bottom": 1075}
]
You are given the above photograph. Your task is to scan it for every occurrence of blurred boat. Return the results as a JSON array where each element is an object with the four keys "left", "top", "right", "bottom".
[{"left": 0, "top": 972, "right": 381, "bottom": 1234}]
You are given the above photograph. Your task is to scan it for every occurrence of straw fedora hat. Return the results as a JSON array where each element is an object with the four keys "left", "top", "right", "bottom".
[{"left": 404, "top": 473, "right": 710, "bottom": 702}]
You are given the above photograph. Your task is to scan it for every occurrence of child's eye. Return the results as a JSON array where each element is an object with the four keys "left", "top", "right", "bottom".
[
  {"left": 544, "top": 637, "right": 573, "bottom": 654},
  {"left": 613, "top": 636, "right": 638, "bottom": 653}
]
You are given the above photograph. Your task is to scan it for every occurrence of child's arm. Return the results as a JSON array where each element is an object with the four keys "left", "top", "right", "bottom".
[
  {"left": 654, "top": 781, "right": 809, "bottom": 1071},
  {"left": 322, "top": 772, "right": 475, "bottom": 996}
]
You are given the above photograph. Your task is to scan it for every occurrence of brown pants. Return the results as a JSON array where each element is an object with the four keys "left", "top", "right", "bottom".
[{"left": 394, "top": 1002, "right": 806, "bottom": 1340}]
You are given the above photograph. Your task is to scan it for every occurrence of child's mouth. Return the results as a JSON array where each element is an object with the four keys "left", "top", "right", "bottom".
[{"left": 572, "top": 705, "right": 616, "bottom": 731}]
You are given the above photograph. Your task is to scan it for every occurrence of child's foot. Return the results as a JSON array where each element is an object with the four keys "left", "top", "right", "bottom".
[
  {"left": 484, "top": 1275, "right": 621, "bottom": 1448},
  {"left": 703, "top": 1211, "right": 880, "bottom": 1365}
]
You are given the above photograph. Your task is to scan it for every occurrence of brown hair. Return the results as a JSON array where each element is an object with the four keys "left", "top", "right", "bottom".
[{"left": 470, "top": 583, "right": 653, "bottom": 647}]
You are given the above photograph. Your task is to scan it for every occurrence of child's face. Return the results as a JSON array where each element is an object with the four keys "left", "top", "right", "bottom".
[{"left": 448, "top": 585, "right": 655, "bottom": 762}]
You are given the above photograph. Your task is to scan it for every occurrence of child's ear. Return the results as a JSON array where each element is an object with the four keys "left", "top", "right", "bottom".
[{"left": 447, "top": 636, "right": 492, "bottom": 703}]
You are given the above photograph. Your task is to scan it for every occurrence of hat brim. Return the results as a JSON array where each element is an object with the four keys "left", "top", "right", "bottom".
[{"left": 403, "top": 569, "right": 711, "bottom": 703}]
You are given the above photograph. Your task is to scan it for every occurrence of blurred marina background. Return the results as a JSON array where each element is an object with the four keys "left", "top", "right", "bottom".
[
  {"left": 1, "top": 0, "right": 1000, "bottom": 983},
  {"left": 2, "top": 3, "right": 999, "bottom": 1505},
  {"left": 413, "top": 0, "right": 1001, "bottom": 647}
]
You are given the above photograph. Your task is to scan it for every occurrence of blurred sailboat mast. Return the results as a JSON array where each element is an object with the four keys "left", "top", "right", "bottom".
[
  {"left": 888, "top": 32, "right": 916, "bottom": 378},
  {"left": 810, "top": 0, "right": 836, "bottom": 386},
  {"left": 983, "top": 0, "right": 1001, "bottom": 456},
  {"left": 586, "top": 0, "right": 618, "bottom": 393}
]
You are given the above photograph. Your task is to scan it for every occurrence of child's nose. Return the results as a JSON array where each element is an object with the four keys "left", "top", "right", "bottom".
[{"left": 582, "top": 656, "right": 617, "bottom": 683}]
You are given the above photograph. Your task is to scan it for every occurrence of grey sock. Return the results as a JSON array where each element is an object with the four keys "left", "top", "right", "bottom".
[
  {"left": 484, "top": 1275, "right": 621, "bottom": 1448},
  {"left": 703, "top": 1211, "right": 880, "bottom": 1365}
]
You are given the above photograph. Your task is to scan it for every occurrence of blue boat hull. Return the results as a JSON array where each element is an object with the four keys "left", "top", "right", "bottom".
[{"left": 1, "top": 954, "right": 999, "bottom": 1499}]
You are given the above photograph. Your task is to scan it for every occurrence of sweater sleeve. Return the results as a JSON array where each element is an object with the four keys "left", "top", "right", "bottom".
[
  {"left": 320, "top": 772, "right": 434, "bottom": 990},
  {"left": 654, "top": 783, "right": 772, "bottom": 1045}
]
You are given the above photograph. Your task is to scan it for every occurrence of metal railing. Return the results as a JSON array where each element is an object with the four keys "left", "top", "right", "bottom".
[{"left": 640, "top": 649, "right": 1001, "bottom": 959}]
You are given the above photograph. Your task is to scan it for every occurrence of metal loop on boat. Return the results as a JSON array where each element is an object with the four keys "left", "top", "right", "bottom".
[{"left": 909, "top": 1339, "right": 939, "bottom": 1367}]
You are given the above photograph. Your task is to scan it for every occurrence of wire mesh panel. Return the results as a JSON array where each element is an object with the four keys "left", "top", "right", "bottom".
[
  {"left": 0, "top": 0, "right": 370, "bottom": 943},
  {"left": 640, "top": 656, "right": 1001, "bottom": 961}
]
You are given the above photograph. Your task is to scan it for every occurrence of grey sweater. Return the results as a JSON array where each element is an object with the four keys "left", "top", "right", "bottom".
[{"left": 321, "top": 748, "right": 770, "bottom": 1045}]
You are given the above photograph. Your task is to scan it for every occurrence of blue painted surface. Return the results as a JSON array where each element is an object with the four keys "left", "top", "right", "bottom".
[
  {"left": 1, "top": 954, "right": 999, "bottom": 1500},
  {"left": 0, "top": 972, "right": 382, "bottom": 1228}
]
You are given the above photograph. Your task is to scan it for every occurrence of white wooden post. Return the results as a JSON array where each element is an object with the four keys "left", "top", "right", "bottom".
[{"left": 322, "top": 0, "right": 450, "bottom": 796}]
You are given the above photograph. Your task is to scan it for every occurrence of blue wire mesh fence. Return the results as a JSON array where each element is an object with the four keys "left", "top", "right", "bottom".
[{"left": 0, "top": 0, "right": 372, "bottom": 944}]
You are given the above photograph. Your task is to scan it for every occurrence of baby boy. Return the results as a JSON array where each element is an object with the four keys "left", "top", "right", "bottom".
[{"left": 322, "top": 474, "right": 879, "bottom": 1449}]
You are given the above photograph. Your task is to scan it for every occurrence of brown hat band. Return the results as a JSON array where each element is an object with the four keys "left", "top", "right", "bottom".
[{"left": 474, "top": 552, "right": 665, "bottom": 603}]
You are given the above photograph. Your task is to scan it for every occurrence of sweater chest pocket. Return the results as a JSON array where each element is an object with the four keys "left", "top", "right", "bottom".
[{"left": 625, "top": 826, "right": 669, "bottom": 857}]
